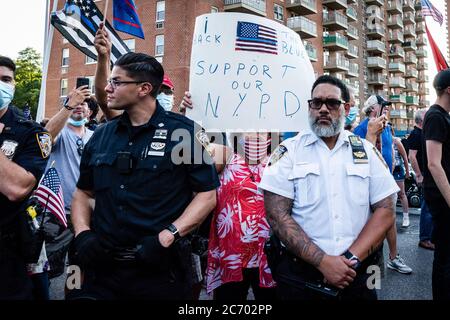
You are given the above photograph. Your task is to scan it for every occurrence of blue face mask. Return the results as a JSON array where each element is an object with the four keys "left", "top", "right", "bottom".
[
  {"left": 0, "top": 81, "right": 15, "bottom": 110},
  {"left": 68, "top": 117, "right": 88, "bottom": 127},
  {"left": 345, "top": 106, "right": 359, "bottom": 126},
  {"left": 157, "top": 93, "right": 174, "bottom": 111}
]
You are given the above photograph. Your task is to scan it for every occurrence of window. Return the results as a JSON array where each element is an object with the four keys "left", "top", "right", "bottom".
[
  {"left": 274, "top": 4, "right": 284, "bottom": 21},
  {"left": 60, "top": 78, "right": 68, "bottom": 97},
  {"left": 62, "top": 48, "right": 69, "bottom": 67},
  {"left": 211, "top": 6, "right": 218, "bottom": 13},
  {"left": 156, "top": 1, "right": 165, "bottom": 22},
  {"left": 155, "top": 35, "right": 164, "bottom": 56},
  {"left": 86, "top": 55, "right": 96, "bottom": 64},
  {"left": 86, "top": 76, "right": 96, "bottom": 94},
  {"left": 123, "top": 39, "right": 136, "bottom": 52}
]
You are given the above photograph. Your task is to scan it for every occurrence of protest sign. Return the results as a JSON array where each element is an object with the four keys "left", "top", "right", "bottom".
[{"left": 187, "top": 12, "right": 315, "bottom": 132}]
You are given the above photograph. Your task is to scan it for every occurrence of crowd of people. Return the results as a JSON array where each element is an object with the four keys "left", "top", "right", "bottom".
[{"left": 1, "top": 24, "right": 449, "bottom": 301}]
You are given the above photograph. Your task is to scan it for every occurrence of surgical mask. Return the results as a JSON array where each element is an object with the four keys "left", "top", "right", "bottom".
[
  {"left": 68, "top": 117, "right": 88, "bottom": 127},
  {"left": 0, "top": 81, "right": 15, "bottom": 110},
  {"left": 157, "top": 93, "right": 174, "bottom": 111},
  {"left": 239, "top": 136, "right": 270, "bottom": 162},
  {"left": 345, "top": 106, "right": 358, "bottom": 126}
]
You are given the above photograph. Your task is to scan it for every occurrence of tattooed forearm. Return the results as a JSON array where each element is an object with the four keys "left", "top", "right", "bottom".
[
  {"left": 370, "top": 194, "right": 397, "bottom": 212},
  {"left": 264, "top": 190, "right": 325, "bottom": 267}
]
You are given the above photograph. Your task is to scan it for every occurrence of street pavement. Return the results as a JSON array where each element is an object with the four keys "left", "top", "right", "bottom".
[{"left": 49, "top": 206, "right": 434, "bottom": 300}]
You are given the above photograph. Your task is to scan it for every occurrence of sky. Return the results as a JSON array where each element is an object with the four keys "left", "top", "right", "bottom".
[
  {"left": 0, "top": 0, "right": 447, "bottom": 103},
  {"left": 0, "top": 0, "right": 47, "bottom": 59}
]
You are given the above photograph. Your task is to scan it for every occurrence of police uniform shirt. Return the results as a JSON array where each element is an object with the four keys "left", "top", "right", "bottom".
[
  {"left": 259, "top": 129, "right": 399, "bottom": 256},
  {"left": 0, "top": 107, "right": 51, "bottom": 226},
  {"left": 76, "top": 103, "right": 220, "bottom": 247}
]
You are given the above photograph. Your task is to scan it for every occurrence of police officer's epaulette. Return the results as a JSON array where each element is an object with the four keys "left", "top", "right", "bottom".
[
  {"left": 164, "top": 111, "right": 196, "bottom": 128},
  {"left": 348, "top": 135, "right": 368, "bottom": 164}
]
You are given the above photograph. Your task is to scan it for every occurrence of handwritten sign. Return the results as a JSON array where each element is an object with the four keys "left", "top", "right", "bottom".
[{"left": 187, "top": 13, "right": 315, "bottom": 131}]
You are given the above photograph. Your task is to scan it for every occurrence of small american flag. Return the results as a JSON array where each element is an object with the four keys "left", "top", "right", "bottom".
[
  {"left": 34, "top": 168, "right": 67, "bottom": 228},
  {"left": 235, "top": 21, "right": 278, "bottom": 55},
  {"left": 421, "top": 0, "right": 443, "bottom": 25}
]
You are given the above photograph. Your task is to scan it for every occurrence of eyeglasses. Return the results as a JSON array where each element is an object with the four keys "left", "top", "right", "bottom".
[
  {"left": 76, "top": 138, "right": 84, "bottom": 156},
  {"left": 107, "top": 79, "right": 146, "bottom": 90},
  {"left": 308, "top": 98, "right": 344, "bottom": 111}
]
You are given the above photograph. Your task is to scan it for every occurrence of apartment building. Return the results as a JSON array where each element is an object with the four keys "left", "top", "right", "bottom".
[{"left": 45, "top": 0, "right": 430, "bottom": 134}]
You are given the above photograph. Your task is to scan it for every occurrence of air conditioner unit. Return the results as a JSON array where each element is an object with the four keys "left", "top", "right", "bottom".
[{"left": 156, "top": 21, "right": 164, "bottom": 29}]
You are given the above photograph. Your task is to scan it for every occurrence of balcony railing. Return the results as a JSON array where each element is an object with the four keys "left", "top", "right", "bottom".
[
  {"left": 323, "top": 33, "right": 349, "bottom": 49},
  {"left": 387, "top": 15, "right": 404, "bottom": 28},
  {"left": 323, "top": 0, "right": 348, "bottom": 10},
  {"left": 224, "top": 0, "right": 266, "bottom": 15},
  {"left": 406, "top": 68, "right": 418, "bottom": 78},
  {"left": 304, "top": 42, "right": 318, "bottom": 61},
  {"left": 389, "top": 46, "right": 405, "bottom": 57},
  {"left": 403, "top": 12, "right": 416, "bottom": 24},
  {"left": 389, "top": 94, "right": 407, "bottom": 103},
  {"left": 389, "top": 62, "right": 406, "bottom": 73},
  {"left": 406, "top": 82, "right": 419, "bottom": 91},
  {"left": 405, "top": 54, "right": 418, "bottom": 64},
  {"left": 368, "top": 56, "right": 387, "bottom": 68},
  {"left": 403, "top": 0, "right": 415, "bottom": 11},
  {"left": 416, "top": 48, "right": 428, "bottom": 57},
  {"left": 388, "top": 30, "right": 404, "bottom": 43},
  {"left": 346, "top": 6, "right": 357, "bottom": 21},
  {"left": 346, "top": 25, "right": 359, "bottom": 39},
  {"left": 416, "top": 23, "right": 426, "bottom": 33},
  {"left": 324, "top": 55, "right": 350, "bottom": 71},
  {"left": 286, "top": 0, "right": 317, "bottom": 15},
  {"left": 404, "top": 28, "right": 416, "bottom": 37},
  {"left": 368, "top": 73, "right": 387, "bottom": 84},
  {"left": 323, "top": 10, "right": 348, "bottom": 29},
  {"left": 365, "top": 0, "right": 385, "bottom": 6},
  {"left": 387, "top": 0, "right": 402, "bottom": 13},
  {"left": 403, "top": 40, "right": 417, "bottom": 51},
  {"left": 348, "top": 62, "right": 359, "bottom": 77},
  {"left": 287, "top": 16, "right": 318, "bottom": 38},
  {"left": 367, "top": 40, "right": 386, "bottom": 52},
  {"left": 406, "top": 96, "right": 419, "bottom": 105},
  {"left": 390, "top": 77, "right": 406, "bottom": 87}
]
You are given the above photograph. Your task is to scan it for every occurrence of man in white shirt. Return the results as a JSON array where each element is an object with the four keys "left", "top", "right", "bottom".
[{"left": 259, "top": 75, "right": 399, "bottom": 300}]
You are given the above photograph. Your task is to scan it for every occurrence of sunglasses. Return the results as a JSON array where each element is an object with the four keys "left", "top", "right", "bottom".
[
  {"left": 76, "top": 138, "right": 84, "bottom": 156},
  {"left": 308, "top": 98, "right": 344, "bottom": 111}
]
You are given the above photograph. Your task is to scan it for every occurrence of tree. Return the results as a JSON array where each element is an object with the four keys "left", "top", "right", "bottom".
[{"left": 12, "top": 47, "right": 42, "bottom": 119}]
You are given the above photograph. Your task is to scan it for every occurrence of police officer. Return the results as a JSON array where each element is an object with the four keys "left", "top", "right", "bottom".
[
  {"left": 259, "top": 75, "right": 399, "bottom": 300},
  {"left": 0, "top": 56, "right": 51, "bottom": 299},
  {"left": 69, "top": 52, "right": 219, "bottom": 300}
]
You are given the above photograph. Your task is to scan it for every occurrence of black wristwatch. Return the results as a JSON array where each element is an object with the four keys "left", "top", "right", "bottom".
[
  {"left": 63, "top": 97, "right": 75, "bottom": 110},
  {"left": 343, "top": 250, "right": 361, "bottom": 270},
  {"left": 165, "top": 224, "right": 181, "bottom": 242}
]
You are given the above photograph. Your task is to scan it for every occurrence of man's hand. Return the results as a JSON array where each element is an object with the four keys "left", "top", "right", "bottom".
[
  {"left": 178, "top": 91, "right": 193, "bottom": 114},
  {"left": 368, "top": 115, "right": 387, "bottom": 136},
  {"left": 317, "top": 255, "right": 357, "bottom": 289},
  {"left": 94, "top": 22, "right": 112, "bottom": 57},
  {"left": 66, "top": 86, "right": 91, "bottom": 109},
  {"left": 0, "top": 122, "right": 4, "bottom": 134},
  {"left": 416, "top": 174, "right": 424, "bottom": 186}
]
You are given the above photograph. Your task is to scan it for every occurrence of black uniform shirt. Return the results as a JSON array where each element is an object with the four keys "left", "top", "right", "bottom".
[
  {"left": 0, "top": 107, "right": 51, "bottom": 226},
  {"left": 77, "top": 104, "right": 220, "bottom": 246}
]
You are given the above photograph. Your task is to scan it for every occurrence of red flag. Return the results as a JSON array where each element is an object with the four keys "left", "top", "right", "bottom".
[
  {"left": 34, "top": 167, "right": 67, "bottom": 228},
  {"left": 425, "top": 22, "right": 449, "bottom": 71}
]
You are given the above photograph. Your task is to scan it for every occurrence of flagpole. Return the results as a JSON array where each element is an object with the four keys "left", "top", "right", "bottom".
[
  {"left": 37, "top": 0, "right": 58, "bottom": 122},
  {"left": 103, "top": 0, "right": 110, "bottom": 24}
]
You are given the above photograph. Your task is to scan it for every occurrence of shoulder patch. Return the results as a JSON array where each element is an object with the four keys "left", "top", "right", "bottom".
[
  {"left": 36, "top": 132, "right": 52, "bottom": 159},
  {"left": 268, "top": 144, "right": 288, "bottom": 166},
  {"left": 195, "top": 130, "right": 214, "bottom": 157},
  {"left": 372, "top": 146, "right": 389, "bottom": 170}
]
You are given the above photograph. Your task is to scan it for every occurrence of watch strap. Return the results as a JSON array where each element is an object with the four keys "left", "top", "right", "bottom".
[{"left": 166, "top": 223, "right": 181, "bottom": 242}]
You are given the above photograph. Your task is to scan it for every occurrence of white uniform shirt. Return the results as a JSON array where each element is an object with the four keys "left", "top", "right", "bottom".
[{"left": 259, "top": 130, "right": 399, "bottom": 256}]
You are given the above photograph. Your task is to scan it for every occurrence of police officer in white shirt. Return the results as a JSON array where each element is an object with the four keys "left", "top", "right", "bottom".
[{"left": 259, "top": 75, "right": 399, "bottom": 300}]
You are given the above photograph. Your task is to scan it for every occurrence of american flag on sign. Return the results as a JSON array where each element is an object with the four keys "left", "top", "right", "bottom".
[
  {"left": 34, "top": 168, "right": 67, "bottom": 228},
  {"left": 235, "top": 21, "right": 278, "bottom": 55},
  {"left": 421, "top": 0, "right": 443, "bottom": 25}
]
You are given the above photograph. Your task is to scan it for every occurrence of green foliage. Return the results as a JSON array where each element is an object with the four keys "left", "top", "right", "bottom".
[{"left": 12, "top": 47, "right": 42, "bottom": 119}]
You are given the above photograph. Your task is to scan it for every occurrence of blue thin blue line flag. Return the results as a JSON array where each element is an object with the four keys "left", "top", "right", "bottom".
[
  {"left": 113, "top": 0, "right": 144, "bottom": 39},
  {"left": 51, "top": 0, "right": 130, "bottom": 64}
]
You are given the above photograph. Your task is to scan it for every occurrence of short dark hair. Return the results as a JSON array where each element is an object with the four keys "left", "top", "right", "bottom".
[
  {"left": 85, "top": 96, "right": 99, "bottom": 120},
  {"left": 311, "top": 75, "right": 350, "bottom": 103},
  {"left": 0, "top": 56, "right": 16, "bottom": 75},
  {"left": 433, "top": 69, "right": 450, "bottom": 97},
  {"left": 114, "top": 52, "right": 164, "bottom": 98}
]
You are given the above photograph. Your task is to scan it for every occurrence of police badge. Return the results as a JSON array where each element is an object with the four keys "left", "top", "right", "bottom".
[
  {"left": 36, "top": 132, "right": 52, "bottom": 159},
  {"left": 195, "top": 130, "right": 214, "bottom": 157},
  {"left": 0, "top": 140, "right": 19, "bottom": 160}
]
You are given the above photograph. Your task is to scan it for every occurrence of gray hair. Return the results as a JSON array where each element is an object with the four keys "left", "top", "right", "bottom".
[{"left": 414, "top": 109, "right": 427, "bottom": 125}]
